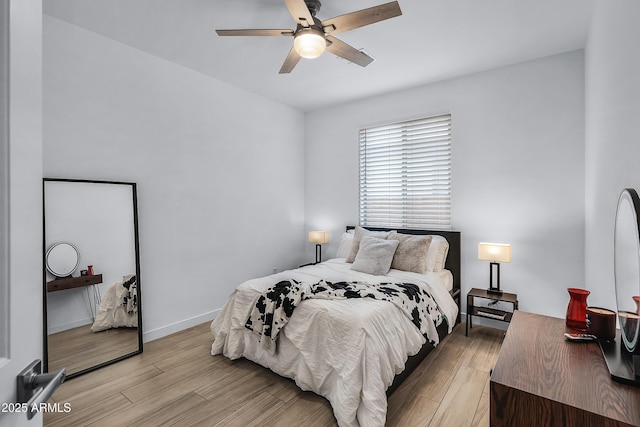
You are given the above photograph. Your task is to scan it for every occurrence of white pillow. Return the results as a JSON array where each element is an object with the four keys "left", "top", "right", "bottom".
[
  {"left": 335, "top": 232, "right": 354, "bottom": 258},
  {"left": 388, "top": 231, "right": 432, "bottom": 274},
  {"left": 345, "top": 226, "right": 391, "bottom": 263},
  {"left": 426, "top": 235, "right": 450, "bottom": 272},
  {"left": 351, "top": 236, "right": 399, "bottom": 275}
]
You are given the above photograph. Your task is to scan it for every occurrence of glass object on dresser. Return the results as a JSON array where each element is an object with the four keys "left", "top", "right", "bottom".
[
  {"left": 43, "top": 178, "right": 142, "bottom": 379},
  {"left": 565, "top": 287, "right": 590, "bottom": 331}
]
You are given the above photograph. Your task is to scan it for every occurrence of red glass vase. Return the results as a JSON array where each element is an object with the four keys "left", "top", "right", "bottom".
[{"left": 566, "top": 288, "right": 590, "bottom": 331}]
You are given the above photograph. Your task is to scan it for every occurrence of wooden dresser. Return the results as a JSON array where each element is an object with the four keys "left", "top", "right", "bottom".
[{"left": 490, "top": 311, "right": 640, "bottom": 426}]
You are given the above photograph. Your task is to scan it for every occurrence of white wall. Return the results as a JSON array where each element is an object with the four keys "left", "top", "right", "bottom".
[
  {"left": 585, "top": 0, "right": 640, "bottom": 310},
  {"left": 305, "top": 51, "right": 585, "bottom": 319},
  {"left": 43, "top": 16, "right": 306, "bottom": 341},
  {"left": 45, "top": 7, "right": 630, "bottom": 337}
]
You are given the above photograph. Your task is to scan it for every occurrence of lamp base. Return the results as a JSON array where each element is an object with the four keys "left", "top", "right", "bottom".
[{"left": 487, "top": 262, "right": 502, "bottom": 295}]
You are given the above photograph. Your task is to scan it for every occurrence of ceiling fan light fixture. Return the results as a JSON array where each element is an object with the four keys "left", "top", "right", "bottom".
[
  {"left": 294, "top": 28, "right": 326, "bottom": 59},
  {"left": 216, "top": 0, "right": 402, "bottom": 73}
]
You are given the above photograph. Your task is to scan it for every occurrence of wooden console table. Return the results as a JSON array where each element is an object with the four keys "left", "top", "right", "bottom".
[
  {"left": 47, "top": 274, "right": 103, "bottom": 320},
  {"left": 46, "top": 274, "right": 103, "bottom": 292},
  {"left": 490, "top": 311, "right": 640, "bottom": 426}
]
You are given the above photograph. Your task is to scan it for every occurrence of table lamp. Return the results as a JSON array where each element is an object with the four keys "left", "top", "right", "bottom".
[
  {"left": 478, "top": 242, "right": 512, "bottom": 294},
  {"left": 309, "top": 231, "right": 329, "bottom": 264}
]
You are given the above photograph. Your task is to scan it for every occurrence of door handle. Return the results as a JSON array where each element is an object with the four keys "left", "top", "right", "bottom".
[{"left": 16, "top": 359, "right": 66, "bottom": 420}]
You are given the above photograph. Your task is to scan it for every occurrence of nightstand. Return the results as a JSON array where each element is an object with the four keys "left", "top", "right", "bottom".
[{"left": 466, "top": 287, "right": 518, "bottom": 336}]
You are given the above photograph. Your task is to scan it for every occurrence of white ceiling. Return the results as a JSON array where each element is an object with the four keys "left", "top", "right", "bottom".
[{"left": 43, "top": 0, "right": 595, "bottom": 112}]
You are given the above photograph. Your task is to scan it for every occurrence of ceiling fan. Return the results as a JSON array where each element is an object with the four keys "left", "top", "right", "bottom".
[{"left": 215, "top": 0, "right": 402, "bottom": 74}]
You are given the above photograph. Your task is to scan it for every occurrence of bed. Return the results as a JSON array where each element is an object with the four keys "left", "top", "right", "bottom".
[
  {"left": 211, "top": 226, "right": 461, "bottom": 426},
  {"left": 91, "top": 274, "right": 138, "bottom": 332}
]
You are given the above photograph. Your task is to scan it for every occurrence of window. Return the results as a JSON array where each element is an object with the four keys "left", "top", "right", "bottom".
[{"left": 359, "top": 113, "right": 452, "bottom": 230}]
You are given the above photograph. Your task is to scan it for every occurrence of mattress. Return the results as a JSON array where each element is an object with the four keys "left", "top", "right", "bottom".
[{"left": 211, "top": 258, "right": 458, "bottom": 426}]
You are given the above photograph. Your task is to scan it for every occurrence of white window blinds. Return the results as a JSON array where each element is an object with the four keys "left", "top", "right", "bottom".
[{"left": 359, "top": 113, "right": 452, "bottom": 230}]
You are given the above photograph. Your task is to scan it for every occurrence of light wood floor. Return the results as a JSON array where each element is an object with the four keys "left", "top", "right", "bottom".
[
  {"left": 44, "top": 322, "right": 504, "bottom": 427},
  {"left": 48, "top": 325, "right": 139, "bottom": 376}
]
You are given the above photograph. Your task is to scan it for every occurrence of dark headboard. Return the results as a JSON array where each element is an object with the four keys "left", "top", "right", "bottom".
[{"left": 346, "top": 226, "right": 461, "bottom": 297}]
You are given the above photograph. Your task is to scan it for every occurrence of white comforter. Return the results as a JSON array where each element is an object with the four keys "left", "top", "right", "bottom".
[
  {"left": 210, "top": 258, "right": 458, "bottom": 427},
  {"left": 91, "top": 278, "right": 137, "bottom": 332}
]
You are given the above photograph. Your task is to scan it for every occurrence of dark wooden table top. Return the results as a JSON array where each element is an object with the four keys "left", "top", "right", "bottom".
[
  {"left": 491, "top": 310, "right": 640, "bottom": 426},
  {"left": 46, "top": 273, "right": 103, "bottom": 292},
  {"left": 467, "top": 287, "right": 518, "bottom": 303}
]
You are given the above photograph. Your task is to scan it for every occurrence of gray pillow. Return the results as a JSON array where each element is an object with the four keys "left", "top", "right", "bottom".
[
  {"left": 388, "top": 232, "right": 433, "bottom": 274},
  {"left": 345, "top": 226, "right": 391, "bottom": 263},
  {"left": 351, "top": 236, "right": 399, "bottom": 275}
]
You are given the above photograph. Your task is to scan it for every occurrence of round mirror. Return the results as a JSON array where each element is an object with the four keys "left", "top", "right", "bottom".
[
  {"left": 614, "top": 188, "right": 640, "bottom": 353},
  {"left": 46, "top": 242, "right": 79, "bottom": 278}
]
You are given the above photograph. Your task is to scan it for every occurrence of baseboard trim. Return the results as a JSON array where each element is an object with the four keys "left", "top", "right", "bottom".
[
  {"left": 48, "top": 317, "right": 93, "bottom": 334},
  {"left": 143, "top": 309, "right": 220, "bottom": 343}
]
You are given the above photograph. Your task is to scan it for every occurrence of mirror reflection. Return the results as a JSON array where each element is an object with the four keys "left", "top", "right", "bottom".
[
  {"left": 44, "top": 178, "right": 142, "bottom": 378},
  {"left": 614, "top": 188, "right": 640, "bottom": 353},
  {"left": 46, "top": 242, "right": 79, "bottom": 278}
]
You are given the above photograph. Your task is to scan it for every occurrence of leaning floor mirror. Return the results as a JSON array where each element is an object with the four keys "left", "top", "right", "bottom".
[{"left": 43, "top": 178, "right": 142, "bottom": 379}]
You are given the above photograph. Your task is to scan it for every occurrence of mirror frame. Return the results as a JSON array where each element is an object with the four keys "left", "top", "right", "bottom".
[
  {"left": 600, "top": 187, "right": 640, "bottom": 388},
  {"left": 614, "top": 188, "right": 640, "bottom": 354},
  {"left": 42, "top": 178, "right": 143, "bottom": 379}
]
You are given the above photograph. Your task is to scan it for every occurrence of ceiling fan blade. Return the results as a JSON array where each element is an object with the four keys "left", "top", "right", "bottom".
[
  {"left": 284, "top": 0, "right": 315, "bottom": 27},
  {"left": 325, "top": 36, "right": 374, "bottom": 67},
  {"left": 322, "top": 1, "right": 402, "bottom": 35},
  {"left": 216, "top": 29, "right": 294, "bottom": 37},
  {"left": 279, "top": 47, "right": 302, "bottom": 74}
]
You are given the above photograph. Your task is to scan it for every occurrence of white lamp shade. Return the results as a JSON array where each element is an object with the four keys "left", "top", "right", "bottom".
[
  {"left": 309, "top": 231, "right": 329, "bottom": 244},
  {"left": 478, "top": 242, "right": 512, "bottom": 263},
  {"left": 294, "top": 29, "right": 326, "bottom": 59}
]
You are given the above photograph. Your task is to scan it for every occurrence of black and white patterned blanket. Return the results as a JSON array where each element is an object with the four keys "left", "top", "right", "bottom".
[
  {"left": 246, "top": 279, "right": 445, "bottom": 354},
  {"left": 122, "top": 275, "right": 137, "bottom": 314}
]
